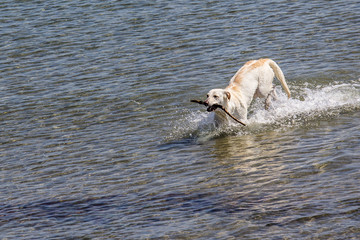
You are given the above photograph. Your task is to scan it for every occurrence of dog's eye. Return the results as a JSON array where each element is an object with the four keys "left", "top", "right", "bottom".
[
  {"left": 214, "top": 95, "right": 219, "bottom": 99},
  {"left": 206, "top": 94, "right": 209, "bottom": 98}
]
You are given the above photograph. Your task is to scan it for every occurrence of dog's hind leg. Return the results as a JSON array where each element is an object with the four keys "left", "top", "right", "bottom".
[{"left": 265, "top": 88, "right": 277, "bottom": 110}]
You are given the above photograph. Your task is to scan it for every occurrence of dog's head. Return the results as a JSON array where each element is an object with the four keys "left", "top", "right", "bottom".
[{"left": 204, "top": 89, "right": 231, "bottom": 112}]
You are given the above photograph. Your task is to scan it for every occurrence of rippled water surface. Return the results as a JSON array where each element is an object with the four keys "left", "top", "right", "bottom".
[{"left": 1, "top": 1, "right": 360, "bottom": 239}]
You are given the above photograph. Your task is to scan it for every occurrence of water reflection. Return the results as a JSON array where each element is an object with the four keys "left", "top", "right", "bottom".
[{"left": 212, "top": 130, "right": 295, "bottom": 165}]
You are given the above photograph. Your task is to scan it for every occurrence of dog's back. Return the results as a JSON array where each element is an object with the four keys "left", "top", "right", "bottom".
[
  {"left": 228, "top": 58, "right": 290, "bottom": 98},
  {"left": 230, "top": 59, "right": 268, "bottom": 85}
]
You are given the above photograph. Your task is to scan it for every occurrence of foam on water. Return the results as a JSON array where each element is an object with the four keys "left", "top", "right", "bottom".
[
  {"left": 168, "top": 81, "right": 360, "bottom": 141},
  {"left": 250, "top": 82, "right": 360, "bottom": 125}
]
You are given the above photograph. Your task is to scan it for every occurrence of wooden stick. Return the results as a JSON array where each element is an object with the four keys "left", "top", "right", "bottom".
[{"left": 190, "top": 100, "right": 246, "bottom": 126}]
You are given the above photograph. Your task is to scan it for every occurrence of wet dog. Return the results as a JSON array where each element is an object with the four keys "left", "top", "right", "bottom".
[{"left": 204, "top": 58, "right": 291, "bottom": 125}]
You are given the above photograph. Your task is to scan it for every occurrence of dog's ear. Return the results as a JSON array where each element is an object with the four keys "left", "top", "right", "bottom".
[{"left": 225, "top": 91, "right": 231, "bottom": 100}]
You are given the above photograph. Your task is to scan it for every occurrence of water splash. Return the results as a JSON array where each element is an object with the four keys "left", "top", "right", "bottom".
[
  {"left": 250, "top": 82, "right": 360, "bottom": 125},
  {"left": 168, "top": 82, "right": 360, "bottom": 141}
]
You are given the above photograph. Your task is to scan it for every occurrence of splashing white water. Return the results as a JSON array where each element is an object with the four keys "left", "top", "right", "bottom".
[
  {"left": 250, "top": 83, "right": 360, "bottom": 125},
  {"left": 168, "top": 82, "right": 360, "bottom": 141}
]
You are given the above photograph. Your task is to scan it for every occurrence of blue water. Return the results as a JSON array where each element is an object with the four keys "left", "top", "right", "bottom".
[{"left": 1, "top": 1, "right": 360, "bottom": 239}]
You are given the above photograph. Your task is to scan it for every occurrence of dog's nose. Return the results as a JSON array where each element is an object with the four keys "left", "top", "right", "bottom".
[{"left": 204, "top": 99, "right": 209, "bottom": 106}]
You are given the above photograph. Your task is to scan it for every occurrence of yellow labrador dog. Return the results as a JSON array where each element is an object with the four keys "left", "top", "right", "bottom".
[{"left": 204, "top": 58, "right": 291, "bottom": 125}]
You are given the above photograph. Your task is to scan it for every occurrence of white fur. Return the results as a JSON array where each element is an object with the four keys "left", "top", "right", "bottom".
[{"left": 204, "top": 58, "right": 291, "bottom": 126}]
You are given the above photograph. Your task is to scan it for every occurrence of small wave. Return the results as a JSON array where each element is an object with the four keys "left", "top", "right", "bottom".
[{"left": 168, "top": 82, "right": 360, "bottom": 141}]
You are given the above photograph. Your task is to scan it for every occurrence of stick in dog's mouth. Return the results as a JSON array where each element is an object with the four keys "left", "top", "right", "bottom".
[
  {"left": 206, "top": 105, "right": 217, "bottom": 112},
  {"left": 190, "top": 99, "right": 246, "bottom": 126},
  {"left": 190, "top": 99, "right": 221, "bottom": 112}
]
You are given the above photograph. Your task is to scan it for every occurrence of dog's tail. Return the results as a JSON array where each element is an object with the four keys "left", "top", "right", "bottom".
[{"left": 268, "top": 59, "right": 291, "bottom": 98}]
